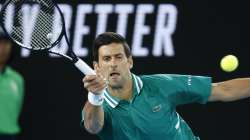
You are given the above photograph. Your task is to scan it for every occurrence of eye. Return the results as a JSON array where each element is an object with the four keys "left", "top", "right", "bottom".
[
  {"left": 116, "top": 55, "right": 123, "bottom": 59},
  {"left": 103, "top": 56, "right": 111, "bottom": 62}
]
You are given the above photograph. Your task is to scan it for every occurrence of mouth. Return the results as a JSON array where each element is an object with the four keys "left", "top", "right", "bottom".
[{"left": 109, "top": 72, "right": 120, "bottom": 78}]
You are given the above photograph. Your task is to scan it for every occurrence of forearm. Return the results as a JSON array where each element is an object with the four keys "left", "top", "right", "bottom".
[
  {"left": 83, "top": 101, "right": 104, "bottom": 134},
  {"left": 213, "top": 78, "right": 250, "bottom": 102}
]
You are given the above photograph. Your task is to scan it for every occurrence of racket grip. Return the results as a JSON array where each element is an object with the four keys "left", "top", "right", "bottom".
[
  {"left": 74, "top": 58, "right": 96, "bottom": 75},
  {"left": 74, "top": 58, "right": 105, "bottom": 95}
]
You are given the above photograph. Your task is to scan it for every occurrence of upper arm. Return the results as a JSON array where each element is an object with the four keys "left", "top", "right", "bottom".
[
  {"left": 174, "top": 75, "right": 212, "bottom": 105},
  {"left": 153, "top": 74, "right": 212, "bottom": 106}
]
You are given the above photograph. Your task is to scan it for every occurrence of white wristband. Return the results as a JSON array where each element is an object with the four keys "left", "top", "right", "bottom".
[{"left": 88, "top": 92, "right": 104, "bottom": 106}]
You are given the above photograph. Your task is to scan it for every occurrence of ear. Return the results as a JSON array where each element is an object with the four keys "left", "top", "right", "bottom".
[{"left": 128, "top": 56, "right": 133, "bottom": 69}]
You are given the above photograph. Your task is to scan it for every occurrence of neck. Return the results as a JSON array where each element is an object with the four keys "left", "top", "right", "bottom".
[
  {"left": 0, "top": 64, "right": 4, "bottom": 72},
  {"left": 109, "top": 75, "right": 133, "bottom": 101}
]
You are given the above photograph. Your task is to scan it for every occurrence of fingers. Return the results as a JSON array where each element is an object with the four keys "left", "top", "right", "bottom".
[
  {"left": 83, "top": 75, "right": 96, "bottom": 82},
  {"left": 84, "top": 77, "right": 105, "bottom": 90},
  {"left": 82, "top": 74, "right": 107, "bottom": 94}
]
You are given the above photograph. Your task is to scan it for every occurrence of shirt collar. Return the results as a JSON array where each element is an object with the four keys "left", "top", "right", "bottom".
[{"left": 104, "top": 73, "right": 143, "bottom": 108}]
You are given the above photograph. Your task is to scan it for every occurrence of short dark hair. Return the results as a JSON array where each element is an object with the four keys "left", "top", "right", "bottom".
[
  {"left": 0, "top": 38, "right": 15, "bottom": 65},
  {"left": 92, "top": 32, "right": 131, "bottom": 62}
]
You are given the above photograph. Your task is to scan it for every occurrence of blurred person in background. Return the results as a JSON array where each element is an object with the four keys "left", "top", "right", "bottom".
[{"left": 0, "top": 28, "right": 24, "bottom": 140}]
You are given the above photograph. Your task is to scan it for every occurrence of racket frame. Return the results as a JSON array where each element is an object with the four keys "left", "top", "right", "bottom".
[
  {"left": 0, "top": 0, "right": 77, "bottom": 61},
  {"left": 0, "top": 0, "right": 97, "bottom": 76}
]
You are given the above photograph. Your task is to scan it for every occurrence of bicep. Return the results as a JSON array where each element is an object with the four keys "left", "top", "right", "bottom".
[{"left": 167, "top": 75, "right": 212, "bottom": 106}]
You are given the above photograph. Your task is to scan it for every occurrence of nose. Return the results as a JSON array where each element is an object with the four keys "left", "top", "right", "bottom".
[{"left": 110, "top": 58, "right": 118, "bottom": 69}]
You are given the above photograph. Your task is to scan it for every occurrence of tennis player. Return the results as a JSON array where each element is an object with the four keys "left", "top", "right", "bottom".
[
  {"left": 0, "top": 28, "right": 24, "bottom": 140},
  {"left": 82, "top": 32, "right": 250, "bottom": 140}
]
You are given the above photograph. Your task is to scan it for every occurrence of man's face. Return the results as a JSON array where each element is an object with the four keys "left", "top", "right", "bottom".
[
  {"left": 95, "top": 43, "right": 133, "bottom": 89},
  {"left": 0, "top": 39, "right": 12, "bottom": 65}
]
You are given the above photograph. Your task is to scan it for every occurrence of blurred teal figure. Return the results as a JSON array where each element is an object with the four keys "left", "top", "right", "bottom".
[{"left": 0, "top": 28, "right": 24, "bottom": 140}]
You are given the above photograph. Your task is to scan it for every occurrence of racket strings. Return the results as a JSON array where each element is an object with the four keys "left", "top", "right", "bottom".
[
  {"left": 31, "top": 8, "right": 54, "bottom": 49},
  {"left": 1, "top": 0, "right": 63, "bottom": 50}
]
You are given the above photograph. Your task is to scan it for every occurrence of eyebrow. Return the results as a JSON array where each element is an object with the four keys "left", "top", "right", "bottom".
[{"left": 102, "top": 53, "right": 123, "bottom": 57}]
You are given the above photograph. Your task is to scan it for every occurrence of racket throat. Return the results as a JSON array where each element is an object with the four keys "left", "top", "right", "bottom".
[{"left": 69, "top": 52, "right": 79, "bottom": 63}]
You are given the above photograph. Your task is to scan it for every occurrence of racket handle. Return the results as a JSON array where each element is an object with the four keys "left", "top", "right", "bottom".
[
  {"left": 74, "top": 58, "right": 96, "bottom": 75},
  {"left": 74, "top": 58, "right": 105, "bottom": 95}
]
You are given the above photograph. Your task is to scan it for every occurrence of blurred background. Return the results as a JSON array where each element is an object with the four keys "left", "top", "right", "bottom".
[{"left": 1, "top": 0, "right": 249, "bottom": 140}]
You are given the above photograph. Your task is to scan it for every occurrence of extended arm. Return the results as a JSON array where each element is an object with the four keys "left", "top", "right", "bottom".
[
  {"left": 82, "top": 75, "right": 107, "bottom": 134},
  {"left": 83, "top": 101, "right": 104, "bottom": 134},
  {"left": 209, "top": 78, "right": 250, "bottom": 102}
]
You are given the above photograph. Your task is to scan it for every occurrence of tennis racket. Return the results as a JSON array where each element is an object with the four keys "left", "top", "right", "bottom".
[{"left": 0, "top": 0, "right": 96, "bottom": 76}]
